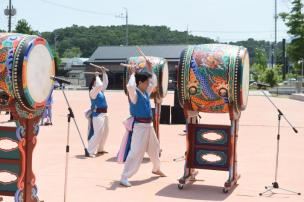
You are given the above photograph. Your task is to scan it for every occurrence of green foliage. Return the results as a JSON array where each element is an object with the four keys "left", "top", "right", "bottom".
[
  {"left": 63, "top": 47, "right": 81, "bottom": 58},
  {"left": 286, "top": 72, "right": 298, "bottom": 79},
  {"left": 41, "top": 25, "right": 215, "bottom": 57},
  {"left": 280, "top": 0, "right": 304, "bottom": 64},
  {"left": 260, "top": 69, "right": 278, "bottom": 87},
  {"left": 230, "top": 38, "right": 270, "bottom": 65},
  {"left": 14, "top": 19, "right": 35, "bottom": 35}
]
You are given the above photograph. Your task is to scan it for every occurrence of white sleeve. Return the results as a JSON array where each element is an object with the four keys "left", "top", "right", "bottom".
[
  {"left": 147, "top": 73, "right": 157, "bottom": 96},
  {"left": 102, "top": 73, "right": 108, "bottom": 92},
  {"left": 89, "top": 75, "right": 103, "bottom": 100},
  {"left": 126, "top": 73, "right": 137, "bottom": 104}
]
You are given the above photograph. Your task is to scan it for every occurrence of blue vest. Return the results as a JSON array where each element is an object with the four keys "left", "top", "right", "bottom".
[
  {"left": 91, "top": 92, "right": 108, "bottom": 117},
  {"left": 130, "top": 89, "right": 152, "bottom": 118}
]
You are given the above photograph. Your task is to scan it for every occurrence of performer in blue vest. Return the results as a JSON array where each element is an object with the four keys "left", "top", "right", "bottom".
[
  {"left": 120, "top": 60, "right": 166, "bottom": 187},
  {"left": 87, "top": 70, "right": 109, "bottom": 157}
]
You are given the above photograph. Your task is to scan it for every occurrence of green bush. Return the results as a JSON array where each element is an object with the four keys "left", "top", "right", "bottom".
[{"left": 261, "top": 69, "right": 279, "bottom": 87}]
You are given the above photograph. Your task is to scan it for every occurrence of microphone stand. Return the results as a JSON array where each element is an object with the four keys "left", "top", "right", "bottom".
[
  {"left": 57, "top": 83, "right": 90, "bottom": 202},
  {"left": 259, "top": 91, "right": 301, "bottom": 196}
]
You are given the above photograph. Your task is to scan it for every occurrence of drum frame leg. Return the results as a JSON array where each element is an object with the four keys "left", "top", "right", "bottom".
[
  {"left": 11, "top": 109, "right": 41, "bottom": 202},
  {"left": 179, "top": 108, "right": 240, "bottom": 193},
  {"left": 153, "top": 100, "right": 162, "bottom": 157},
  {"left": 224, "top": 117, "right": 240, "bottom": 193},
  {"left": 178, "top": 115, "right": 199, "bottom": 189}
]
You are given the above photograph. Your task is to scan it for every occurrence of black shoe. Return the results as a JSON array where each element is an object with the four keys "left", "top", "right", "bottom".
[{"left": 97, "top": 151, "right": 108, "bottom": 155}]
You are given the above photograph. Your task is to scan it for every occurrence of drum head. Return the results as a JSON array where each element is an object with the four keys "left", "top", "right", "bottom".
[
  {"left": 159, "top": 61, "right": 169, "bottom": 98},
  {"left": 240, "top": 50, "right": 250, "bottom": 110},
  {"left": 13, "top": 36, "right": 55, "bottom": 110},
  {"left": 26, "top": 44, "right": 54, "bottom": 104}
]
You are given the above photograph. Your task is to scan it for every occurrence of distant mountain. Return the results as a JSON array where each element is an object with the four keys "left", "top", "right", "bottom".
[
  {"left": 40, "top": 24, "right": 283, "bottom": 65},
  {"left": 41, "top": 24, "right": 215, "bottom": 57}
]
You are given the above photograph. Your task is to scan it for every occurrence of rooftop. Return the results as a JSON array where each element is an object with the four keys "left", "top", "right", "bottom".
[{"left": 87, "top": 45, "right": 189, "bottom": 63}]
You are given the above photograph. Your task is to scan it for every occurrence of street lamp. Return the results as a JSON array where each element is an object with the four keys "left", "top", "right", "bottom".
[{"left": 116, "top": 7, "right": 128, "bottom": 46}]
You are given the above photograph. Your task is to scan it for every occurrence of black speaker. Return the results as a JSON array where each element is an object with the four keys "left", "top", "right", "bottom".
[
  {"left": 174, "top": 88, "right": 180, "bottom": 107},
  {"left": 152, "top": 105, "right": 171, "bottom": 124},
  {"left": 171, "top": 106, "right": 186, "bottom": 124},
  {"left": 160, "top": 105, "right": 170, "bottom": 124}
]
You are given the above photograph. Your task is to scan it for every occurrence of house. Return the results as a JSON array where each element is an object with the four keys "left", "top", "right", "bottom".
[
  {"left": 59, "top": 58, "right": 88, "bottom": 87},
  {"left": 85, "top": 45, "right": 188, "bottom": 89}
]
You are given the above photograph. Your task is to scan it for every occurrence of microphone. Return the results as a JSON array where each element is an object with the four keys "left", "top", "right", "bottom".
[
  {"left": 169, "top": 80, "right": 177, "bottom": 83},
  {"left": 50, "top": 76, "right": 71, "bottom": 85}
]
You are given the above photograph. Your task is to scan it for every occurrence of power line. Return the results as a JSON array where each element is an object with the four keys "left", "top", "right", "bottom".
[
  {"left": 191, "top": 30, "right": 287, "bottom": 34},
  {"left": 39, "top": 0, "right": 116, "bottom": 16}
]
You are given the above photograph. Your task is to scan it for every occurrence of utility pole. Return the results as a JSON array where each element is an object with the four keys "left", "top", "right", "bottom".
[
  {"left": 301, "top": 59, "right": 304, "bottom": 84},
  {"left": 186, "top": 24, "right": 189, "bottom": 44},
  {"left": 272, "top": 0, "right": 278, "bottom": 68},
  {"left": 125, "top": 8, "right": 128, "bottom": 46},
  {"left": 4, "top": 0, "right": 16, "bottom": 32},
  {"left": 116, "top": 7, "right": 129, "bottom": 46},
  {"left": 282, "top": 38, "right": 286, "bottom": 80},
  {"left": 8, "top": 0, "right": 12, "bottom": 32}
]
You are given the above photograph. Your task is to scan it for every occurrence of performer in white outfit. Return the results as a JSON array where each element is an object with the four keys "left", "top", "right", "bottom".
[
  {"left": 120, "top": 61, "right": 166, "bottom": 187},
  {"left": 87, "top": 70, "right": 109, "bottom": 157}
]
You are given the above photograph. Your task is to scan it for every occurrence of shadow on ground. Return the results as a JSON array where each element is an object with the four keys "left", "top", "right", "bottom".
[{"left": 156, "top": 183, "right": 235, "bottom": 201}]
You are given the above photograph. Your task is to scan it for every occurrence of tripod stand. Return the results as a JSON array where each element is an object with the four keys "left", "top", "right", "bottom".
[
  {"left": 59, "top": 84, "right": 90, "bottom": 202},
  {"left": 259, "top": 91, "right": 301, "bottom": 196}
]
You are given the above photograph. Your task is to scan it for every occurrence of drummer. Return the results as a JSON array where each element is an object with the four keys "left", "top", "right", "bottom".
[
  {"left": 120, "top": 60, "right": 166, "bottom": 187},
  {"left": 87, "top": 69, "right": 109, "bottom": 157}
]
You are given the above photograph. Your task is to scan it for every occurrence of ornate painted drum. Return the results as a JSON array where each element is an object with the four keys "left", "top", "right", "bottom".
[
  {"left": 178, "top": 44, "right": 250, "bottom": 113},
  {"left": 0, "top": 33, "right": 55, "bottom": 111},
  {"left": 124, "top": 56, "right": 169, "bottom": 99}
]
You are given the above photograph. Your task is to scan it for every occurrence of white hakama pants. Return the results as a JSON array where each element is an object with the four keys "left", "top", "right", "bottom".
[
  {"left": 88, "top": 113, "right": 109, "bottom": 155},
  {"left": 121, "top": 123, "right": 160, "bottom": 179}
]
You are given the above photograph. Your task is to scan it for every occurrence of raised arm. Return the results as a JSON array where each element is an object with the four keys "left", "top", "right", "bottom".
[
  {"left": 89, "top": 72, "right": 107, "bottom": 100},
  {"left": 102, "top": 72, "right": 108, "bottom": 91},
  {"left": 145, "top": 59, "right": 157, "bottom": 96},
  {"left": 127, "top": 73, "right": 137, "bottom": 104},
  {"left": 146, "top": 73, "right": 157, "bottom": 96}
]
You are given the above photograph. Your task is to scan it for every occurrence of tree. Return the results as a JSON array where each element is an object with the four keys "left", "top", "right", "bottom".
[
  {"left": 14, "top": 19, "right": 34, "bottom": 35},
  {"left": 63, "top": 47, "right": 82, "bottom": 58},
  {"left": 261, "top": 68, "right": 279, "bottom": 87},
  {"left": 280, "top": 0, "right": 304, "bottom": 70},
  {"left": 41, "top": 25, "right": 215, "bottom": 57}
]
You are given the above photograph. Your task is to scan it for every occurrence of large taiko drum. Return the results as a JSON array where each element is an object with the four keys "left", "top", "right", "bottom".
[
  {"left": 123, "top": 56, "right": 169, "bottom": 99},
  {"left": 178, "top": 44, "right": 250, "bottom": 113},
  {"left": 0, "top": 33, "right": 55, "bottom": 111}
]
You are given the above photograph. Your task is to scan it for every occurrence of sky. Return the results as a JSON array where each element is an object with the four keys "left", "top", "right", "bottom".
[{"left": 0, "top": 0, "right": 297, "bottom": 42}]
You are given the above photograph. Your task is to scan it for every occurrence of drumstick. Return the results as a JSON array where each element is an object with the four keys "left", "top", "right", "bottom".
[
  {"left": 136, "top": 46, "right": 148, "bottom": 61},
  {"left": 120, "top": 63, "right": 137, "bottom": 73},
  {"left": 89, "top": 63, "right": 110, "bottom": 72},
  {"left": 83, "top": 72, "right": 103, "bottom": 75},
  {"left": 120, "top": 63, "right": 131, "bottom": 67}
]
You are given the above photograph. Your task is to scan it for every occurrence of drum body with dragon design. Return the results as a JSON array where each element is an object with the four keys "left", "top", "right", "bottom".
[{"left": 178, "top": 44, "right": 250, "bottom": 113}]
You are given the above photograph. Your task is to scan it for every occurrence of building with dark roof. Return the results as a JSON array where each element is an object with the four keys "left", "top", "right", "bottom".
[{"left": 85, "top": 45, "right": 188, "bottom": 89}]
